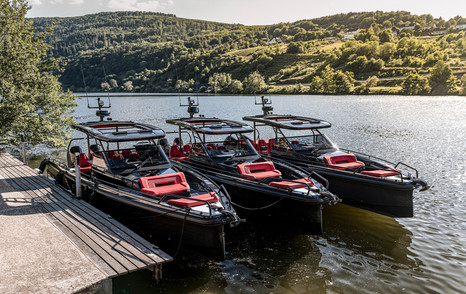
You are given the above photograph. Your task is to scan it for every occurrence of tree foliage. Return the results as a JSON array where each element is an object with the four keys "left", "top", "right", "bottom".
[
  {"left": 26, "top": 10, "right": 466, "bottom": 95},
  {"left": 242, "top": 72, "right": 266, "bottom": 94},
  {"left": 429, "top": 61, "right": 457, "bottom": 94},
  {"left": 401, "top": 72, "right": 431, "bottom": 94},
  {"left": 0, "top": 0, "right": 76, "bottom": 147}
]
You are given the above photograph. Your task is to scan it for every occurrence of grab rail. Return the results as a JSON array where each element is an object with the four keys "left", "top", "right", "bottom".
[
  {"left": 395, "top": 162, "right": 419, "bottom": 178},
  {"left": 339, "top": 148, "right": 397, "bottom": 166},
  {"left": 309, "top": 171, "right": 329, "bottom": 190}
]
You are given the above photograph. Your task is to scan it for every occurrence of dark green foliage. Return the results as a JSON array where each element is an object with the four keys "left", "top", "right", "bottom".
[
  {"left": 429, "top": 61, "right": 457, "bottom": 94},
  {"left": 1, "top": 0, "right": 76, "bottom": 147},
  {"left": 27, "top": 11, "right": 465, "bottom": 95},
  {"left": 401, "top": 72, "right": 431, "bottom": 94}
]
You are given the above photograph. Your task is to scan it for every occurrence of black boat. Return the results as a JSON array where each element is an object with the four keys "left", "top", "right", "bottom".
[
  {"left": 164, "top": 98, "right": 338, "bottom": 235},
  {"left": 42, "top": 98, "right": 241, "bottom": 260},
  {"left": 243, "top": 96, "right": 429, "bottom": 217}
]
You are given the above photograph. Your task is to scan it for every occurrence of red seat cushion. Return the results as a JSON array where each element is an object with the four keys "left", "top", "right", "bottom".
[
  {"left": 269, "top": 178, "right": 314, "bottom": 189},
  {"left": 237, "top": 162, "right": 282, "bottom": 180},
  {"left": 167, "top": 192, "right": 218, "bottom": 207},
  {"left": 361, "top": 170, "right": 400, "bottom": 177},
  {"left": 140, "top": 172, "right": 190, "bottom": 197},
  {"left": 113, "top": 154, "right": 124, "bottom": 160},
  {"left": 170, "top": 146, "right": 189, "bottom": 161},
  {"left": 122, "top": 149, "right": 131, "bottom": 158},
  {"left": 129, "top": 152, "right": 140, "bottom": 160},
  {"left": 323, "top": 154, "right": 365, "bottom": 170}
]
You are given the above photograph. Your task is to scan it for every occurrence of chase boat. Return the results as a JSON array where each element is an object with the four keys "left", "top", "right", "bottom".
[
  {"left": 243, "top": 97, "right": 429, "bottom": 217},
  {"left": 41, "top": 98, "right": 241, "bottom": 260},
  {"left": 165, "top": 98, "right": 338, "bottom": 235}
]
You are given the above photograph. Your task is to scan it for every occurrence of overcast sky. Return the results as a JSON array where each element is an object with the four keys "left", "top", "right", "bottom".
[{"left": 26, "top": 0, "right": 465, "bottom": 25}]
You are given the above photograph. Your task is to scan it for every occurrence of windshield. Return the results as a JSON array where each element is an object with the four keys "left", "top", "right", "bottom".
[
  {"left": 272, "top": 129, "right": 336, "bottom": 152},
  {"left": 192, "top": 133, "right": 259, "bottom": 160},
  {"left": 103, "top": 140, "right": 170, "bottom": 172}
]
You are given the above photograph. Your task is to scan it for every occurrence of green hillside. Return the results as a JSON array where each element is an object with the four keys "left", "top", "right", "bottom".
[{"left": 31, "top": 11, "right": 466, "bottom": 95}]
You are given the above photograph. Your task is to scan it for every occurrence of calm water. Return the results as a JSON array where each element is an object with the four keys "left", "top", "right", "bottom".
[{"left": 27, "top": 95, "right": 466, "bottom": 293}]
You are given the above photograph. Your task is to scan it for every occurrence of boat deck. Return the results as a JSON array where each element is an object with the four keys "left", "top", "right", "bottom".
[{"left": 0, "top": 151, "right": 172, "bottom": 293}]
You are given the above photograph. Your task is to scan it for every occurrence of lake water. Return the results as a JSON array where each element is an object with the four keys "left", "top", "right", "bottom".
[{"left": 27, "top": 94, "right": 466, "bottom": 293}]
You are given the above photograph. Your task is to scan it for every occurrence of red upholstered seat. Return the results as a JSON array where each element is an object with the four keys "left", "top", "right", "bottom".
[
  {"left": 182, "top": 144, "right": 192, "bottom": 155},
  {"left": 361, "top": 169, "right": 400, "bottom": 177},
  {"left": 323, "top": 154, "right": 365, "bottom": 170},
  {"left": 107, "top": 151, "right": 118, "bottom": 159},
  {"left": 129, "top": 152, "right": 140, "bottom": 160},
  {"left": 113, "top": 154, "right": 124, "bottom": 160},
  {"left": 122, "top": 149, "right": 131, "bottom": 158},
  {"left": 269, "top": 178, "right": 314, "bottom": 189},
  {"left": 167, "top": 192, "right": 218, "bottom": 207},
  {"left": 267, "top": 139, "right": 274, "bottom": 153},
  {"left": 207, "top": 143, "right": 217, "bottom": 150},
  {"left": 170, "top": 145, "right": 188, "bottom": 161},
  {"left": 237, "top": 162, "right": 282, "bottom": 180},
  {"left": 78, "top": 153, "right": 92, "bottom": 172},
  {"left": 140, "top": 172, "right": 190, "bottom": 197}
]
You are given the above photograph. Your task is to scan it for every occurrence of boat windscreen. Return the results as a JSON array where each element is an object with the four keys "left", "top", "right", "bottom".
[
  {"left": 284, "top": 133, "right": 335, "bottom": 152},
  {"left": 200, "top": 133, "right": 258, "bottom": 160},
  {"left": 105, "top": 142, "right": 170, "bottom": 172}
]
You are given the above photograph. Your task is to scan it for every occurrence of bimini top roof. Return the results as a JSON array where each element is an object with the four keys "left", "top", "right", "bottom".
[
  {"left": 166, "top": 117, "right": 253, "bottom": 134},
  {"left": 243, "top": 114, "right": 331, "bottom": 130},
  {"left": 73, "top": 121, "right": 166, "bottom": 142}
]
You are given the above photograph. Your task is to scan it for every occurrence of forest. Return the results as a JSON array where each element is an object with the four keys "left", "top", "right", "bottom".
[{"left": 31, "top": 11, "right": 466, "bottom": 95}]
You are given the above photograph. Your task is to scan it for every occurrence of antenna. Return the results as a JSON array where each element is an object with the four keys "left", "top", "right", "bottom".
[
  {"left": 255, "top": 96, "right": 273, "bottom": 115},
  {"left": 179, "top": 97, "right": 199, "bottom": 118},
  {"left": 80, "top": 64, "right": 88, "bottom": 98}
]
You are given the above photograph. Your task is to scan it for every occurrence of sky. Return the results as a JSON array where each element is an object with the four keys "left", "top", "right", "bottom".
[{"left": 26, "top": 0, "right": 466, "bottom": 25}]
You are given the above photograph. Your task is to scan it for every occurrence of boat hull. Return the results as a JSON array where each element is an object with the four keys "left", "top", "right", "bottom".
[
  {"left": 179, "top": 164, "right": 324, "bottom": 235},
  {"left": 312, "top": 167, "right": 414, "bottom": 217},
  {"left": 222, "top": 181, "right": 323, "bottom": 234},
  {"left": 44, "top": 161, "right": 228, "bottom": 260},
  {"left": 272, "top": 154, "right": 415, "bottom": 217}
]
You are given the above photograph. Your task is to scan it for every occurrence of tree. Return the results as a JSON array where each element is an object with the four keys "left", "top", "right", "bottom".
[
  {"left": 429, "top": 61, "right": 457, "bottom": 95},
  {"left": 243, "top": 72, "right": 266, "bottom": 94},
  {"left": 401, "top": 72, "right": 431, "bottom": 95},
  {"left": 0, "top": 0, "right": 76, "bottom": 147},
  {"left": 309, "top": 66, "right": 354, "bottom": 94},
  {"left": 122, "top": 81, "right": 134, "bottom": 92},
  {"left": 355, "top": 76, "right": 379, "bottom": 94},
  {"left": 208, "top": 72, "right": 232, "bottom": 93},
  {"left": 460, "top": 74, "right": 466, "bottom": 96}
]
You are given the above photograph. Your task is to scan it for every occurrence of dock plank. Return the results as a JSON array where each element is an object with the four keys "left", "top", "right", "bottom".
[
  {"left": 0, "top": 154, "right": 171, "bottom": 264},
  {"left": 0, "top": 152, "right": 172, "bottom": 292},
  {"left": 0, "top": 155, "right": 170, "bottom": 265}
]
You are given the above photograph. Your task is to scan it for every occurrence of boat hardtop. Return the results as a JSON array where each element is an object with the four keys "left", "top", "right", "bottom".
[
  {"left": 243, "top": 114, "right": 331, "bottom": 130},
  {"left": 73, "top": 121, "right": 166, "bottom": 142},
  {"left": 166, "top": 117, "right": 253, "bottom": 134}
]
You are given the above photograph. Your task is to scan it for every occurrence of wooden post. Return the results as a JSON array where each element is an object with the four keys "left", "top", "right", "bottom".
[
  {"left": 75, "top": 152, "right": 82, "bottom": 199},
  {"left": 20, "top": 134, "right": 27, "bottom": 165}
]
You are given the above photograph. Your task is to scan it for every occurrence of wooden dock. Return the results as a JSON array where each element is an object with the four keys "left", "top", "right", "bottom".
[{"left": 0, "top": 152, "right": 172, "bottom": 293}]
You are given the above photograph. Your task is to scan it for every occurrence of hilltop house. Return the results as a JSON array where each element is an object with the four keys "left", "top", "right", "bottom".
[
  {"left": 341, "top": 29, "right": 361, "bottom": 41},
  {"left": 401, "top": 24, "right": 416, "bottom": 30},
  {"left": 266, "top": 37, "right": 283, "bottom": 45}
]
